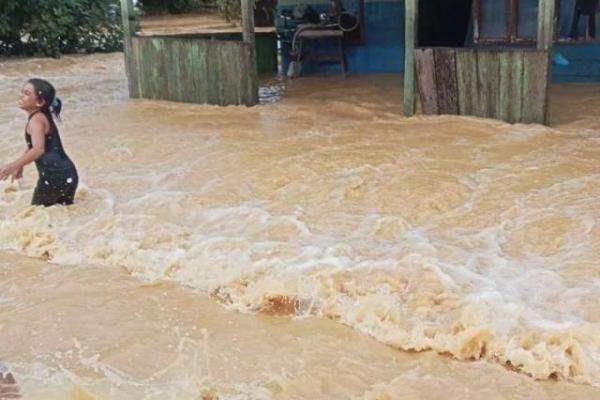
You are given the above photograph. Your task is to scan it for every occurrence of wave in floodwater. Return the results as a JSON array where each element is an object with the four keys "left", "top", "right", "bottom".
[{"left": 0, "top": 53, "right": 599, "bottom": 397}]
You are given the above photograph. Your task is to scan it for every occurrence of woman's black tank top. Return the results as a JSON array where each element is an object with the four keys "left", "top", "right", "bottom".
[{"left": 25, "top": 110, "right": 77, "bottom": 185}]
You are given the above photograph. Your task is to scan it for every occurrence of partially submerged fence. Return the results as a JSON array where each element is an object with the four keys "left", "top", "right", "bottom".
[
  {"left": 120, "top": 0, "right": 259, "bottom": 106},
  {"left": 404, "top": 0, "right": 555, "bottom": 125},
  {"left": 414, "top": 48, "right": 550, "bottom": 124}
]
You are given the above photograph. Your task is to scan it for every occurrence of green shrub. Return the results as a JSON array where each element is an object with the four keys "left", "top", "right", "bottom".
[
  {"left": 167, "top": 0, "right": 203, "bottom": 14},
  {"left": 215, "top": 0, "right": 241, "bottom": 23},
  {"left": 139, "top": 0, "right": 205, "bottom": 14},
  {"left": 214, "top": 0, "right": 270, "bottom": 25},
  {"left": 137, "top": 1, "right": 239, "bottom": 22},
  {"left": 0, "top": 0, "right": 124, "bottom": 57}
]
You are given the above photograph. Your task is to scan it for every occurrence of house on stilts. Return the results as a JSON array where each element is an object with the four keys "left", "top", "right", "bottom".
[{"left": 120, "top": 0, "right": 600, "bottom": 125}]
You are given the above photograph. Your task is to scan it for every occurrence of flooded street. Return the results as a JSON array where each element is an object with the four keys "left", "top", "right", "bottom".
[{"left": 0, "top": 52, "right": 599, "bottom": 399}]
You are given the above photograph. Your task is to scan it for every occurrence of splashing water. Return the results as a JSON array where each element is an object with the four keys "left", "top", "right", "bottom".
[{"left": 0, "top": 52, "right": 599, "bottom": 399}]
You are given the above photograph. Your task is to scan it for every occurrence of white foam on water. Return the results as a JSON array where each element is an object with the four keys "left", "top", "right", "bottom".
[{"left": 1, "top": 54, "right": 599, "bottom": 391}]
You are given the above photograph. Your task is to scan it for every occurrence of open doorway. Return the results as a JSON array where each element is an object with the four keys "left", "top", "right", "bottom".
[{"left": 418, "top": 0, "right": 473, "bottom": 47}]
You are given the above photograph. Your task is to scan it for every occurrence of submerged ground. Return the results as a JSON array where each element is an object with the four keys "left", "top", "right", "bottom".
[{"left": 0, "top": 52, "right": 599, "bottom": 399}]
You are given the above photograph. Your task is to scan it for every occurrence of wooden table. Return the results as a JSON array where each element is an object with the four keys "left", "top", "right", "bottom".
[{"left": 297, "top": 28, "right": 346, "bottom": 76}]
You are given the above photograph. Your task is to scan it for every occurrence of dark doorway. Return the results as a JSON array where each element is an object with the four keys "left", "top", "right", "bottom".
[{"left": 418, "top": 0, "right": 473, "bottom": 47}]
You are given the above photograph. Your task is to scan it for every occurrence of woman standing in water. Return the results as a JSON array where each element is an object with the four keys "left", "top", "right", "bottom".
[{"left": 0, "top": 78, "right": 78, "bottom": 206}]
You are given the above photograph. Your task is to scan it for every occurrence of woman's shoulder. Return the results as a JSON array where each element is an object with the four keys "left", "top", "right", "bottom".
[
  {"left": 27, "top": 111, "right": 51, "bottom": 134},
  {"left": 29, "top": 111, "right": 50, "bottom": 122}
]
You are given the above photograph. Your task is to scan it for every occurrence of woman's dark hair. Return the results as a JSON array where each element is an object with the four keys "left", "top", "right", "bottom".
[{"left": 27, "top": 78, "right": 62, "bottom": 120}]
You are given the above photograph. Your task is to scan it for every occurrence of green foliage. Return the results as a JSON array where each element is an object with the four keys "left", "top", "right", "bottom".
[
  {"left": 139, "top": 0, "right": 205, "bottom": 14},
  {"left": 0, "top": 0, "right": 124, "bottom": 57},
  {"left": 215, "top": 0, "right": 241, "bottom": 23},
  {"left": 137, "top": 1, "right": 239, "bottom": 23},
  {"left": 167, "top": 0, "right": 203, "bottom": 14}
]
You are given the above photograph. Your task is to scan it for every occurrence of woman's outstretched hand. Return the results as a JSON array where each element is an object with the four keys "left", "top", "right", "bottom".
[
  {"left": 0, "top": 164, "right": 22, "bottom": 182},
  {"left": 12, "top": 167, "right": 23, "bottom": 182}
]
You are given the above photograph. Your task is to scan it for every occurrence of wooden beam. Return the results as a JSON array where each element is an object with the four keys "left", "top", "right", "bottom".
[
  {"left": 403, "top": 0, "right": 418, "bottom": 117},
  {"left": 120, "top": 0, "right": 136, "bottom": 39},
  {"left": 434, "top": 48, "right": 459, "bottom": 115},
  {"left": 509, "top": 0, "right": 518, "bottom": 43},
  {"left": 240, "top": 0, "right": 258, "bottom": 105},
  {"left": 241, "top": 0, "right": 255, "bottom": 46},
  {"left": 472, "top": 0, "right": 481, "bottom": 44},
  {"left": 537, "top": 0, "right": 556, "bottom": 51},
  {"left": 522, "top": 51, "right": 550, "bottom": 123},
  {"left": 537, "top": 0, "right": 555, "bottom": 124},
  {"left": 120, "top": 0, "right": 136, "bottom": 98},
  {"left": 415, "top": 48, "right": 438, "bottom": 115},
  {"left": 456, "top": 49, "right": 478, "bottom": 116}
]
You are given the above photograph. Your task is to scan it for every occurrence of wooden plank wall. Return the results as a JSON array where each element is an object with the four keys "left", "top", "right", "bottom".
[
  {"left": 127, "top": 36, "right": 259, "bottom": 106},
  {"left": 403, "top": 0, "right": 418, "bottom": 116},
  {"left": 415, "top": 48, "right": 550, "bottom": 124}
]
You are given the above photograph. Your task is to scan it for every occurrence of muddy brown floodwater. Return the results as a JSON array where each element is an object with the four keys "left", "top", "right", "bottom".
[{"left": 0, "top": 51, "right": 598, "bottom": 399}]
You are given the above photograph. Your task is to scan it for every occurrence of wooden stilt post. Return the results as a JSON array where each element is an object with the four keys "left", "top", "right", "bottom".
[
  {"left": 241, "top": 0, "right": 255, "bottom": 47},
  {"left": 120, "top": 0, "right": 136, "bottom": 97},
  {"left": 120, "top": 0, "right": 136, "bottom": 39},
  {"left": 404, "top": 0, "right": 418, "bottom": 117},
  {"left": 537, "top": 0, "right": 555, "bottom": 124},
  {"left": 241, "top": 0, "right": 259, "bottom": 105},
  {"left": 537, "top": 0, "right": 556, "bottom": 51}
]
